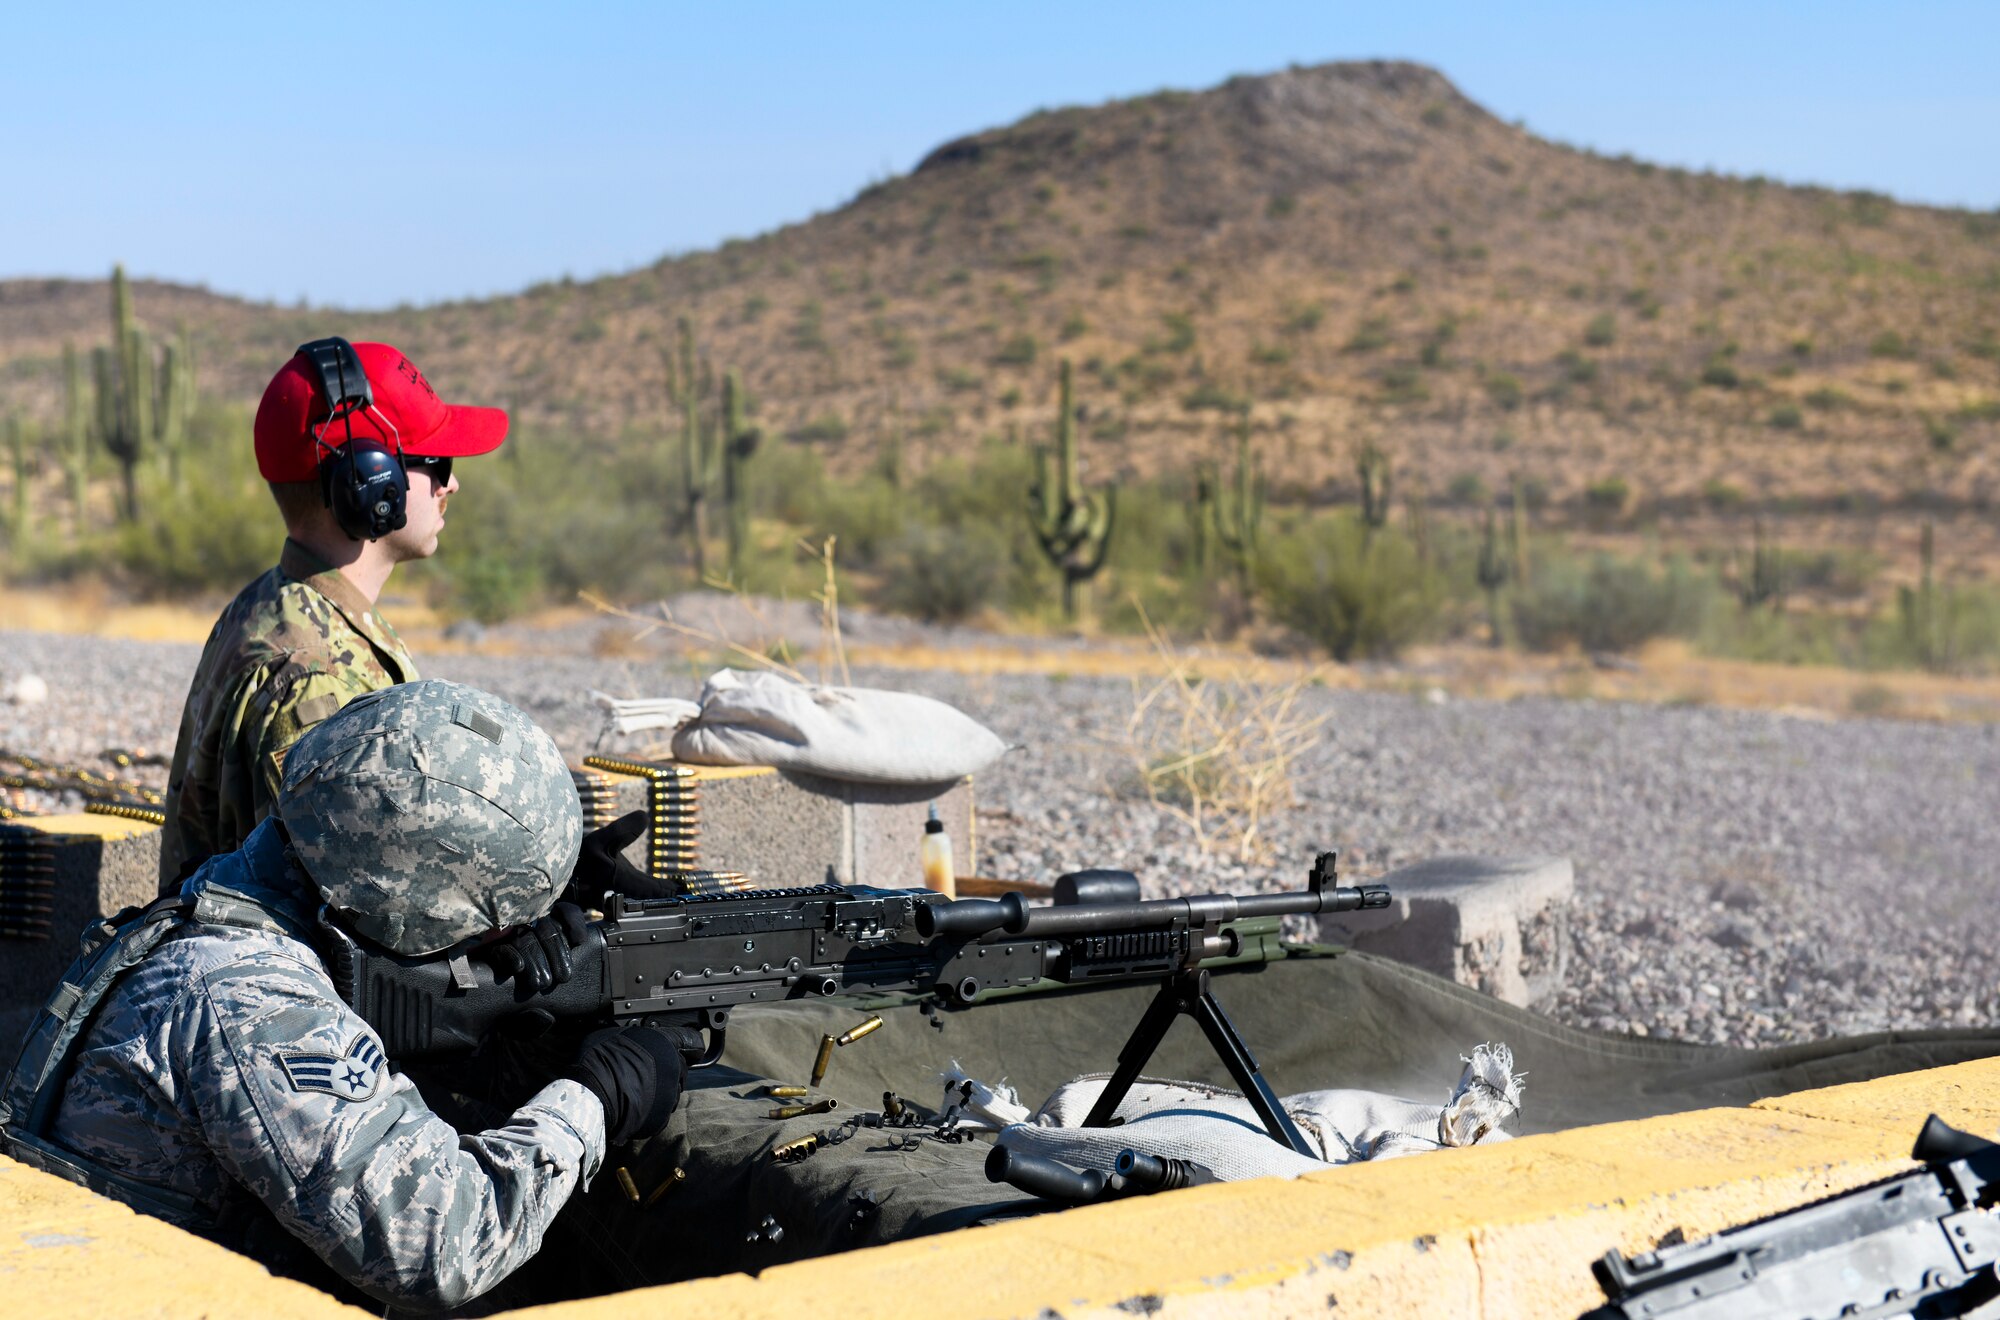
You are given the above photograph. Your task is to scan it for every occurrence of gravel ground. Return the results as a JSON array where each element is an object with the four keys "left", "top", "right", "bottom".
[{"left": 4, "top": 625, "right": 1996, "bottom": 1050}]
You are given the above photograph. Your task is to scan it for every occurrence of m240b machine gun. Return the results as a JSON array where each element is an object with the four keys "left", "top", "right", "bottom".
[
  {"left": 323, "top": 853, "right": 1389, "bottom": 1154},
  {"left": 1585, "top": 1115, "right": 2000, "bottom": 1319}
]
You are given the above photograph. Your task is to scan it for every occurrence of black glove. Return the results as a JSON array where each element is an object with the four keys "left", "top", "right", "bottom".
[
  {"left": 566, "top": 810, "right": 674, "bottom": 905},
  {"left": 561, "top": 1023, "right": 699, "bottom": 1145},
  {"left": 481, "top": 901, "right": 592, "bottom": 993}
]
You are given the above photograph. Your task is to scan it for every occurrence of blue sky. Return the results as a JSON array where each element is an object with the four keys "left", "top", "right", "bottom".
[{"left": 6, "top": 2, "right": 1995, "bottom": 310}]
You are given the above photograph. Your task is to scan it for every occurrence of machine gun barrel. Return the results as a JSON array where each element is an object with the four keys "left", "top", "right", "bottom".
[{"left": 914, "top": 880, "right": 1389, "bottom": 941}]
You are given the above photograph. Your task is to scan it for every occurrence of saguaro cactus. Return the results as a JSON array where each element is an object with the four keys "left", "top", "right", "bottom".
[
  {"left": 1211, "top": 422, "right": 1264, "bottom": 593},
  {"left": 1507, "top": 472, "right": 1531, "bottom": 585},
  {"left": 92, "top": 265, "right": 191, "bottom": 523},
  {"left": 1899, "top": 519, "right": 1940, "bottom": 670},
  {"left": 1189, "top": 467, "right": 1215, "bottom": 575},
  {"left": 1476, "top": 506, "right": 1511, "bottom": 647},
  {"left": 720, "top": 370, "right": 761, "bottom": 580},
  {"left": 1739, "top": 518, "right": 1784, "bottom": 611},
  {"left": 63, "top": 342, "right": 89, "bottom": 531},
  {"left": 1356, "top": 439, "right": 1393, "bottom": 539},
  {"left": 666, "top": 317, "right": 718, "bottom": 577},
  {"left": 6, "top": 416, "right": 29, "bottom": 539},
  {"left": 1028, "top": 359, "right": 1116, "bottom": 624}
]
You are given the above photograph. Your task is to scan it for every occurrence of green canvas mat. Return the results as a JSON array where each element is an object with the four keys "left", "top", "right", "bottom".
[{"left": 513, "top": 947, "right": 2000, "bottom": 1299}]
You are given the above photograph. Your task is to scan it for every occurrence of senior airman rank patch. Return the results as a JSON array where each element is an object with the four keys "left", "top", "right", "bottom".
[{"left": 278, "top": 1034, "right": 384, "bottom": 1101}]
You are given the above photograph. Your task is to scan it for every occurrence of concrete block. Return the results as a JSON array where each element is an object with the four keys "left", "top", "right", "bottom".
[
  {"left": 591, "top": 763, "right": 975, "bottom": 890},
  {"left": 1318, "top": 855, "right": 1573, "bottom": 1009},
  {"left": 0, "top": 814, "right": 162, "bottom": 1060}
]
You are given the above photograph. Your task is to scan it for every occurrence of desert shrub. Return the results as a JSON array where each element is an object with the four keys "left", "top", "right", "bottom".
[
  {"left": 1778, "top": 547, "right": 1878, "bottom": 599},
  {"left": 1512, "top": 552, "right": 1713, "bottom": 652},
  {"left": 936, "top": 366, "right": 981, "bottom": 394},
  {"left": 994, "top": 333, "right": 1038, "bottom": 367},
  {"left": 1702, "top": 479, "right": 1746, "bottom": 511},
  {"left": 789, "top": 414, "right": 849, "bottom": 445},
  {"left": 1869, "top": 330, "right": 1911, "bottom": 359},
  {"left": 1255, "top": 514, "right": 1444, "bottom": 661},
  {"left": 877, "top": 522, "right": 1007, "bottom": 622},
  {"left": 1379, "top": 365, "right": 1427, "bottom": 403},
  {"left": 111, "top": 466, "right": 272, "bottom": 595},
  {"left": 1182, "top": 382, "right": 1249, "bottom": 414},
  {"left": 1584, "top": 313, "right": 1617, "bottom": 347},
  {"left": 1859, "top": 581, "right": 2000, "bottom": 673},
  {"left": 792, "top": 301, "right": 827, "bottom": 352},
  {"left": 1767, "top": 403, "right": 1803, "bottom": 430},
  {"left": 1282, "top": 301, "right": 1324, "bottom": 334},
  {"left": 807, "top": 474, "right": 907, "bottom": 567},
  {"left": 1700, "top": 360, "right": 1740, "bottom": 388},
  {"left": 1484, "top": 372, "right": 1524, "bottom": 409},
  {"left": 1446, "top": 472, "right": 1489, "bottom": 505},
  {"left": 1583, "top": 476, "right": 1631, "bottom": 515},
  {"left": 1557, "top": 350, "right": 1598, "bottom": 385},
  {"left": 1805, "top": 387, "right": 1849, "bottom": 411},
  {"left": 444, "top": 556, "right": 543, "bottom": 624},
  {"left": 1344, "top": 316, "right": 1391, "bottom": 353}
]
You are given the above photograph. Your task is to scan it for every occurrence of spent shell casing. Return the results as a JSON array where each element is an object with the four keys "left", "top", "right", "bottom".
[
  {"left": 615, "top": 1166, "right": 641, "bottom": 1204},
  {"left": 643, "top": 1167, "right": 686, "bottom": 1206},
  {"left": 768, "top": 1098, "right": 838, "bottom": 1120},
  {"left": 765, "top": 1085, "right": 810, "bottom": 1098},
  {"left": 809, "top": 1033, "right": 837, "bottom": 1087},
  {"left": 836, "top": 1016, "right": 885, "bottom": 1047}
]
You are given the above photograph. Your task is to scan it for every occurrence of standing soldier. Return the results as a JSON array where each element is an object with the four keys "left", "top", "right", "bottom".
[{"left": 156, "top": 338, "right": 507, "bottom": 891}]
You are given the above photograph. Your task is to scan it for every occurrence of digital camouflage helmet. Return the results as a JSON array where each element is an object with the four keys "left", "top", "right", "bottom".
[{"left": 277, "top": 679, "right": 583, "bottom": 955}]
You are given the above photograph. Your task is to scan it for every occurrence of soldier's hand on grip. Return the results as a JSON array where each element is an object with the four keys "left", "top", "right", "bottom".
[
  {"left": 482, "top": 901, "right": 592, "bottom": 992},
  {"left": 565, "top": 811, "right": 675, "bottom": 906},
  {"left": 561, "top": 1023, "right": 690, "bottom": 1145}
]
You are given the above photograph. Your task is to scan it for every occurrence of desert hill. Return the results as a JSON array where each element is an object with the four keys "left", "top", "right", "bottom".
[{"left": 3, "top": 61, "right": 1998, "bottom": 528}]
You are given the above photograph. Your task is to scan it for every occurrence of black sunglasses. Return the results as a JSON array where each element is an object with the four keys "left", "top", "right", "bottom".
[{"left": 401, "top": 455, "right": 453, "bottom": 485}]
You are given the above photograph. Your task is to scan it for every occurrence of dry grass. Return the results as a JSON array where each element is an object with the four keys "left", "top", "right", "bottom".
[
  {"left": 1110, "top": 608, "right": 1329, "bottom": 860},
  {"left": 579, "top": 535, "right": 852, "bottom": 688}
]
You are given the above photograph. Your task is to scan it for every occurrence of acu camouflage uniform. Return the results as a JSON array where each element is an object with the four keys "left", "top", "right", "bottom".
[{"left": 158, "top": 537, "right": 417, "bottom": 892}]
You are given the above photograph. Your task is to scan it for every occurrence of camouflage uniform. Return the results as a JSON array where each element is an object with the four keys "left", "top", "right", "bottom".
[
  {"left": 51, "top": 819, "right": 603, "bottom": 1312},
  {"left": 37, "top": 684, "right": 598, "bottom": 1313},
  {"left": 158, "top": 537, "right": 418, "bottom": 891}
]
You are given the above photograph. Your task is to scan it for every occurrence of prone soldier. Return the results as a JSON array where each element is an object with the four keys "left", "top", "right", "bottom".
[{"left": 2, "top": 681, "right": 691, "bottom": 1312}]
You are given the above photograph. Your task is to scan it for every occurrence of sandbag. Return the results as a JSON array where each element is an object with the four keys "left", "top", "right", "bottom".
[
  {"left": 992, "top": 1043, "right": 1522, "bottom": 1179},
  {"left": 668, "top": 669, "right": 1010, "bottom": 783}
]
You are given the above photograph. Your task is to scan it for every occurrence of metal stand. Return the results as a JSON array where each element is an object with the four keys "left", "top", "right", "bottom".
[{"left": 1082, "top": 967, "right": 1315, "bottom": 1156}]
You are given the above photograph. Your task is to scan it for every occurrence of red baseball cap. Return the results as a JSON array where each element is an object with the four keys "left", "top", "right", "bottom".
[{"left": 254, "top": 341, "right": 508, "bottom": 482}]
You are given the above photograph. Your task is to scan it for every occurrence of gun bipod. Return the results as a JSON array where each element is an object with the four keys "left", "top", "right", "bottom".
[{"left": 1083, "top": 966, "right": 1314, "bottom": 1157}]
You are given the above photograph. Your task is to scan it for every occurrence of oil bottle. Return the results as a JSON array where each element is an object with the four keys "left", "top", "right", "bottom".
[{"left": 920, "top": 803, "right": 956, "bottom": 899}]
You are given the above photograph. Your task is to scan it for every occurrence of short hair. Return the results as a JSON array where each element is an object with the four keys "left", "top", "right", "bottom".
[{"left": 267, "top": 479, "right": 324, "bottom": 530}]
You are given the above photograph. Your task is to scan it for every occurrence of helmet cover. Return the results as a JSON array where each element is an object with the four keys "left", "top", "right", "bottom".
[{"left": 277, "top": 679, "right": 582, "bottom": 954}]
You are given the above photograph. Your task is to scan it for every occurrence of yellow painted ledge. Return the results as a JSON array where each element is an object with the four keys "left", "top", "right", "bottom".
[
  {"left": 7, "top": 1057, "right": 2000, "bottom": 1319},
  {"left": 12, "top": 812, "right": 159, "bottom": 840},
  {"left": 0, "top": 1157, "right": 367, "bottom": 1319}
]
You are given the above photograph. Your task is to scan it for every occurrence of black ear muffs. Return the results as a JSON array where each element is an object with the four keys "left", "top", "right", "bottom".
[
  {"left": 296, "top": 336, "right": 409, "bottom": 542},
  {"left": 320, "top": 437, "right": 408, "bottom": 541}
]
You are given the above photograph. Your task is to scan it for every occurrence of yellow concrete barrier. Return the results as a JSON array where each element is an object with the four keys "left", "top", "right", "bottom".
[{"left": 7, "top": 1056, "right": 2000, "bottom": 1319}]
